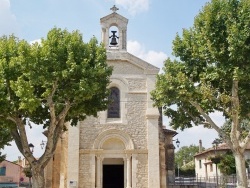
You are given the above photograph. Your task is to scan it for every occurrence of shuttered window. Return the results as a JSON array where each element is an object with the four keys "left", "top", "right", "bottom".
[{"left": 0, "top": 167, "right": 6, "bottom": 176}]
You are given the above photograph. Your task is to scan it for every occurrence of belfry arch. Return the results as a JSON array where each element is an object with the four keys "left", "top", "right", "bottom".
[{"left": 109, "top": 25, "right": 119, "bottom": 47}]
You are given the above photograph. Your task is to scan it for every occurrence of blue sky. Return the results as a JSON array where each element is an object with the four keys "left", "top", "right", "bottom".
[{"left": 1, "top": 0, "right": 221, "bottom": 161}]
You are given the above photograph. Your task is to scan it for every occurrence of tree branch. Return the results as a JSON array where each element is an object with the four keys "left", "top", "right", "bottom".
[
  {"left": 11, "top": 127, "right": 23, "bottom": 155},
  {"left": 8, "top": 115, "right": 36, "bottom": 164},
  {"left": 39, "top": 100, "right": 71, "bottom": 166},
  {"left": 7, "top": 116, "right": 24, "bottom": 155},
  {"left": 56, "top": 100, "right": 71, "bottom": 122},
  {"left": 190, "top": 101, "right": 231, "bottom": 144},
  {"left": 231, "top": 79, "right": 246, "bottom": 152},
  {"left": 181, "top": 107, "right": 200, "bottom": 126},
  {"left": 44, "top": 81, "right": 58, "bottom": 153},
  {"left": 47, "top": 81, "right": 58, "bottom": 126}
]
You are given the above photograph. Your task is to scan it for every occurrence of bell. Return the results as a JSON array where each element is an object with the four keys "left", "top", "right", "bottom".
[
  {"left": 110, "top": 31, "right": 118, "bottom": 46},
  {"left": 110, "top": 37, "right": 118, "bottom": 45}
]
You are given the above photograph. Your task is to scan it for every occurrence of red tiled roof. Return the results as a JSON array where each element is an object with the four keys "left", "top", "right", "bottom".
[{"left": 194, "top": 142, "right": 250, "bottom": 157}]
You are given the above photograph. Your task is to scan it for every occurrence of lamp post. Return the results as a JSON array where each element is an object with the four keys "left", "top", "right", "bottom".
[
  {"left": 173, "top": 138, "right": 180, "bottom": 179},
  {"left": 28, "top": 143, "right": 34, "bottom": 153},
  {"left": 177, "top": 164, "right": 180, "bottom": 177},
  {"left": 173, "top": 138, "right": 180, "bottom": 148},
  {"left": 40, "top": 140, "right": 47, "bottom": 149},
  {"left": 212, "top": 139, "right": 222, "bottom": 187}
]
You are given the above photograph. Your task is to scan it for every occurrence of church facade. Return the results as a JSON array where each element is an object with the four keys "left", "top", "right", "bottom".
[{"left": 44, "top": 6, "right": 177, "bottom": 188}]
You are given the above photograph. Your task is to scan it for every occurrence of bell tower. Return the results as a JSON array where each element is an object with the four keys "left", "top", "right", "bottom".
[{"left": 100, "top": 5, "right": 128, "bottom": 51}]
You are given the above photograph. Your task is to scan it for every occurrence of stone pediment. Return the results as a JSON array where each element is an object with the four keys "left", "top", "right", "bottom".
[
  {"left": 107, "top": 50, "right": 160, "bottom": 75},
  {"left": 100, "top": 12, "right": 128, "bottom": 27}
]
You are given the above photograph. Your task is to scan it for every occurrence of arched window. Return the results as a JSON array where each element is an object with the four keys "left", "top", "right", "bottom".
[{"left": 108, "top": 87, "right": 120, "bottom": 118}]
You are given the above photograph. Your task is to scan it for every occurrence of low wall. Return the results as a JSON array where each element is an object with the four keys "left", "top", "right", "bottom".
[{"left": 168, "top": 186, "right": 199, "bottom": 188}]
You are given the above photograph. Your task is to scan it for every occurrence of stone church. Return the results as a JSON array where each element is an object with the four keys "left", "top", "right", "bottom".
[{"left": 44, "top": 6, "right": 177, "bottom": 188}]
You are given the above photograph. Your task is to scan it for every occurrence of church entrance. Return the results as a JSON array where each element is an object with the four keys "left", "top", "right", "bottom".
[{"left": 103, "top": 164, "right": 124, "bottom": 188}]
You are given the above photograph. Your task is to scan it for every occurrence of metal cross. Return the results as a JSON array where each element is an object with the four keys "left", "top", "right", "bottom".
[{"left": 110, "top": 5, "right": 119, "bottom": 13}]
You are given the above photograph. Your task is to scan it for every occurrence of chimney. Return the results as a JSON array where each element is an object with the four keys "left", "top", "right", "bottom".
[
  {"left": 199, "top": 140, "right": 203, "bottom": 152},
  {"left": 18, "top": 156, "right": 21, "bottom": 166}
]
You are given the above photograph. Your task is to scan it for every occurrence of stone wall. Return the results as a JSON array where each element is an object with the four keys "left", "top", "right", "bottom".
[
  {"left": 75, "top": 50, "right": 160, "bottom": 187},
  {"left": 127, "top": 78, "right": 146, "bottom": 91},
  {"left": 109, "top": 61, "right": 144, "bottom": 75},
  {"left": 79, "top": 78, "right": 148, "bottom": 150},
  {"left": 135, "top": 154, "right": 148, "bottom": 188},
  {"left": 79, "top": 154, "right": 92, "bottom": 188},
  {"left": 78, "top": 74, "right": 149, "bottom": 187}
]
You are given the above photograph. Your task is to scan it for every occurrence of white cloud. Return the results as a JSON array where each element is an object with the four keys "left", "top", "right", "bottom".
[
  {"left": 0, "top": 0, "right": 18, "bottom": 36},
  {"left": 127, "top": 40, "right": 167, "bottom": 71},
  {"left": 30, "top": 39, "right": 41, "bottom": 45},
  {"left": 176, "top": 125, "right": 218, "bottom": 149},
  {"left": 209, "top": 111, "right": 225, "bottom": 127},
  {"left": 112, "top": 0, "right": 149, "bottom": 15}
]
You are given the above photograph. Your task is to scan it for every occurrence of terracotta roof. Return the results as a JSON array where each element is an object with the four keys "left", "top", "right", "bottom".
[
  {"left": 1, "top": 160, "right": 22, "bottom": 167},
  {"left": 194, "top": 142, "right": 250, "bottom": 157}
]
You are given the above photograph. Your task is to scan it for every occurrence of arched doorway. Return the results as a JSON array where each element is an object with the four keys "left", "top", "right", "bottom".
[
  {"left": 93, "top": 129, "right": 134, "bottom": 188},
  {"left": 103, "top": 158, "right": 124, "bottom": 188},
  {"left": 102, "top": 138, "right": 125, "bottom": 188}
]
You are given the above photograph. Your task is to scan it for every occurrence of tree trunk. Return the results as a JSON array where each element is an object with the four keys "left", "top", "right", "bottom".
[
  {"left": 31, "top": 166, "right": 45, "bottom": 188},
  {"left": 29, "top": 177, "right": 32, "bottom": 188},
  {"left": 234, "top": 151, "right": 247, "bottom": 188}
]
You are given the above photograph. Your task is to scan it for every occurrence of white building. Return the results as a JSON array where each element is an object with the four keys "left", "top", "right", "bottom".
[
  {"left": 194, "top": 141, "right": 250, "bottom": 179},
  {"left": 44, "top": 6, "right": 177, "bottom": 188}
]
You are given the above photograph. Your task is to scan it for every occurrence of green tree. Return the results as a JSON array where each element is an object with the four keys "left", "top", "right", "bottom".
[
  {"left": 218, "top": 151, "right": 236, "bottom": 175},
  {"left": 0, "top": 152, "right": 6, "bottom": 163},
  {"left": 0, "top": 28, "right": 112, "bottom": 188},
  {"left": 221, "top": 119, "right": 250, "bottom": 140},
  {"left": 175, "top": 145, "right": 201, "bottom": 176},
  {"left": 175, "top": 145, "right": 200, "bottom": 167},
  {"left": 151, "top": 0, "right": 250, "bottom": 187},
  {"left": 23, "top": 167, "right": 32, "bottom": 188},
  {"left": 0, "top": 126, "right": 12, "bottom": 162}
]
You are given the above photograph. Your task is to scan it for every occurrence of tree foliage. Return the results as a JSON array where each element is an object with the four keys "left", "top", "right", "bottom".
[
  {"left": 23, "top": 167, "right": 32, "bottom": 178},
  {"left": 175, "top": 145, "right": 200, "bottom": 177},
  {"left": 0, "top": 152, "right": 6, "bottom": 163},
  {"left": 0, "top": 125, "right": 12, "bottom": 162},
  {"left": 0, "top": 126, "right": 12, "bottom": 147},
  {"left": 218, "top": 152, "right": 236, "bottom": 175},
  {"left": 152, "top": 0, "right": 250, "bottom": 130},
  {"left": 23, "top": 167, "right": 32, "bottom": 188},
  {"left": 175, "top": 145, "right": 201, "bottom": 167},
  {"left": 221, "top": 119, "right": 250, "bottom": 140},
  {"left": 151, "top": 0, "right": 250, "bottom": 187},
  {"left": 0, "top": 28, "right": 112, "bottom": 187}
]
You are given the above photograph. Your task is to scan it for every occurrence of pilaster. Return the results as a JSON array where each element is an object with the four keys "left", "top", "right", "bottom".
[
  {"left": 96, "top": 155, "right": 103, "bottom": 188},
  {"left": 131, "top": 154, "right": 137, "bottom": 188},
  {"left": 126, "top": 154, "right": 132, "bottom": 188},
  {"left": 67, "top": 123, "right": 80, "bottom": 188},
  {"left": 147, "top": 113, "right": 160, "bottom": 188}
]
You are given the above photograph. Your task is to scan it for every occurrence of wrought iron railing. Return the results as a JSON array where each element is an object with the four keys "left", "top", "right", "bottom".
[{"left": 168, "top": 175, "right": 246, "bottom": 188}]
